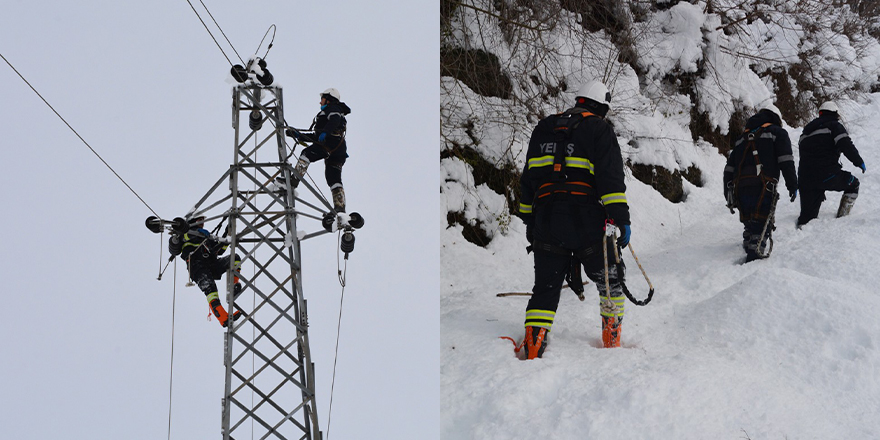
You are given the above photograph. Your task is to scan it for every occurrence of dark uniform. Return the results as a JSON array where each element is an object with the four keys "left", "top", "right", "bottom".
[
  {"left": 288, "top": 98, "right": 351, "bottom": 212},
  {"left": 519, "top": 106, "right": 630, "bottom": 355},
  {"left": 297, "top": 100, "right": 351, "bottom": 188},
  {"left": 169, "top": 223, "right": 241, "bottom": 327},
  {"left": 723, "top": 109, "right": 797, "bottom": 262},
  {"left": 796, "top": 112, "right": 864, "bottom": 225}
]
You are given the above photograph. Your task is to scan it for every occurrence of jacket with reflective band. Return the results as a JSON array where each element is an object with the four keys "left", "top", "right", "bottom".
[
  {"left": 301, "top": 101, "right": 351, "bottom": 144},
  {"left": 519, "top": 108, "right": 629, "bottom": 226},
  {"left": 723, "top": 111, "right": 797, "bottom": 195},
  {"left": 797, "top": 113, "right": 863, "bottom": 188},
  {"left": 173, "top": 228, "right": 228, "bottom": 260}
]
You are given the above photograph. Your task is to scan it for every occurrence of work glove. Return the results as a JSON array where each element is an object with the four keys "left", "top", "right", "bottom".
[
  {"left": 789, "top": 188, "right": 797, "bottom": 202},
  {"left": 285, "top": 128, "right": 301, "bottom": 140},
  {"left": 617, "top": 224, "right": 631, "bottom": 248},
  {"left": 318, "top": 132, "right": 327, "bottom": 143},
  {"left": 859, "top": 162, "right": 866, "bottom": 173}
]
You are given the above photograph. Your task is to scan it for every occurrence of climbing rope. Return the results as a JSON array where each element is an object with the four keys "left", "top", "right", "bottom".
[
  {"left": 327, "top": 231, "right": 351, "bottom": 439},
  {"left": 167, "top": 260, "right": 178, "bottom": 440},
  {"left": 0, "top": 52, "right": 160, "bottom": 218},
  {"left": 602, "top": 225, "right": 655, "bottom": 307}
]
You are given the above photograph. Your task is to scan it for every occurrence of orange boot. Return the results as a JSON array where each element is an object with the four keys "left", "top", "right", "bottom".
[
  {"left": 601, "top": 316, "right": 622, "bottom": 348},
  {"left": 209, "top": 299, "right": 230, "bottom": 327},
  {"left": 521, "top": 326, "right": 549, "bottom": 360}
]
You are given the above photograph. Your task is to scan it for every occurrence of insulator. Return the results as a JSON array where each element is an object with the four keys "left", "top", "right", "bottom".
[
  {"left": 249, "top": 110, "right": 263, "bottom": 130},
  {"left": 341, "top": 231, "right": 355, "bottom": 254},
  {"left": 348, "top": 212, "right": 365, "bottom": 229},
  {"left": 230, "top": 64, "right": 248, "bottom": 83},
  {"left": 257, "top": 69, "right": 274, "bottom": 86}
]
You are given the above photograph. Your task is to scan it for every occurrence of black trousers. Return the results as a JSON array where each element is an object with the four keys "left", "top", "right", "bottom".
[
  {"left": 798, "top": 171, "right": 859, "bottom": 225},
  {"left": 189, "top": 254, "right": 240, "bottom": 298},
  {"left": 301, "top": 140, "right": 347, "bottom": 187},
  {"left": 526, "top": 239, "right": 625, "bottom": 328}
]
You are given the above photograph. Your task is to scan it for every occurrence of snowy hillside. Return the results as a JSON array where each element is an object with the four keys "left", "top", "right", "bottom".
[
  {"left": 441, "top": 93, "right": 880, "bottom": 440},
  {"left": 442, "top": 1, "right": 880, "bottom": 438}
]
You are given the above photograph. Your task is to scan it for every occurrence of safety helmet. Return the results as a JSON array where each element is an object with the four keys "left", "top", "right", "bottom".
[
  {"left": 188, "top": 216, "right": 206, "bottom": 229},
  {"left": 819, "top": 101, "right": 839, "bottom": 113},
  {"left": 320, "top": 88, "right": 341, "bottom": 102},
  {"left": 576, "top": 80, "right": 611, "bottom": 107},
  {"left": 760, "top": 104, "right": 782, "bottom": 121}
]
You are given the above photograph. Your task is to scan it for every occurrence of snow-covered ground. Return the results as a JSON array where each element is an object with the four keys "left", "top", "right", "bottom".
[{"left": 441, "top": 92, "right": 880, "bottom": 438}]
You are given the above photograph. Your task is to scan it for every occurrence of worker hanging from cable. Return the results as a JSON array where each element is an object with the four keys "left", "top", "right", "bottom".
[
  {"left": 168, "top": 216, "right": 243, "bottom": 327},
  {"left": 284, "top": 88, "right": 351, "bottom": 212}
]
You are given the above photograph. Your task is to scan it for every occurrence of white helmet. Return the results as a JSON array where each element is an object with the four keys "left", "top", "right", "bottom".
[
  {"left": 760, "top": 104, "right": 782, "bottom": 120},
  {"left": 819, "top": 101, "right": 839, "bottom": 113},
  {"left": 576, "top": 80, "right": 611, "bottom": 107},
  {"left": 320, "top": 88, "right": 341, "bottom": 101}
]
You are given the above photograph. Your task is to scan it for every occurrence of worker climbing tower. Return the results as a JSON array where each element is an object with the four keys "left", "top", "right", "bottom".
[
  {"left": 144, "top": 61, "right": 362, "bottom": 438},
  {"left": 147, "top": 59, "right": 363, "bottom": 440}
]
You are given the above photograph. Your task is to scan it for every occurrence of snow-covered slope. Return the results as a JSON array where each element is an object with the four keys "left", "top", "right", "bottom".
[{"left": 441, "top": 94, "right": 880, "bottom": 438}]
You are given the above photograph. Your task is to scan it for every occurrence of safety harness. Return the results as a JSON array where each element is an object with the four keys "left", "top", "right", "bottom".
[
  {"left": 533, "top": 111, "right": 597, "bottom": 201},
  {"left": 728, "top": 123, "right": 779, "bottom": 258},
  {"left": 730, "top": 123, "right": 779, "bottom": 222}
]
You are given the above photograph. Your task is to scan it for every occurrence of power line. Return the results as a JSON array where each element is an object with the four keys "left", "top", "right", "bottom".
[
  {"left": 0, "top": 52, "right": 160, "bottom": 218},
  {"left": 183, "top": 0, "right": 243, "bottom": 66}
]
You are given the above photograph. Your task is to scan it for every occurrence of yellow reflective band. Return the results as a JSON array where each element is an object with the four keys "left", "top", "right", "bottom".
[
  {"left": 601, "top": 193, "right": 628, "bottom": 205},
  {"left": 206, "top": 291, "right": 219, "bottom": 303},
  {"left": 519, "top": 203, "right": 533, "bottom": 214},
  {"left": 565, "top": 157, "right": 595, "bottom": 173},
  {"left": 525, "top": 309, "right": 556, "bottom": 318},
  {"left": 528, "top": 155, "right": 554, "bottom": 169}
]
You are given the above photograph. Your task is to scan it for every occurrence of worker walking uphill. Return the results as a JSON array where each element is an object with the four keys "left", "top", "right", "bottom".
[
  {"left": 796, "top": 101, "right": 865, "bottom": 226},
  {"left": 285, "top": 88, "right": 351, "bottom": 212},
  {"left": 723, "top": 104, "right": 797, "bottom": 263},
  {"left": 169, "top": 216, "right": 243, "bottom": 327},
  {"left": 518, "top": 79, "right": 631, "bottom": 358}
]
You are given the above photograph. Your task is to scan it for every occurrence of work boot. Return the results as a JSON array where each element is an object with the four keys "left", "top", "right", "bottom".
[
  {"left": 293, "top": 157, "right": 310, "bottom": 181},
  {"left": 836, "top": 192, "right": 858, "bottom": 218},
  {"left": 210, "top": 299, "right": 242, "bottom": 327},
  {"left": 521, "top": 326, "right": 549, "bottom": 360},
  {"left": 601, "top": 315, "right": 622, "bottom": 348},
  {"left": 331, "top": 186, "right": 346, "bottom": 213},
  {"left": 209, "top": 299, "right": 230, "bottom": 327}
]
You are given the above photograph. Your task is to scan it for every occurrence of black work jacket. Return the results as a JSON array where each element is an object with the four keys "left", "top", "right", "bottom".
[
  {"left": 519, "top": 108, "right": 629, "bottom": 245},
  {"left": 797, "top": 113, "right": 863, "bottom": 188},
  {"left": 169, "top": 227, "right": 227, "bottom": 261},
  {"left": 723, "top": 111, "right": 798, "bottom": 194}
]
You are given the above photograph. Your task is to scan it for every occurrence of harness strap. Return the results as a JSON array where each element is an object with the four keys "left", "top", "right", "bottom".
[
  {"left": 732, "top": 123, "right": 777, "bottom": 222},
  {"left": 535, "top": 181, "right": 595, "bottom": 199},
  {"left": 550, "top": 112, "right": 596, "bottom": 179}
]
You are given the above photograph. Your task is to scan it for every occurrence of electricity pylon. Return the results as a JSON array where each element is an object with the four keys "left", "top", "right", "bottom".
[{"left": 186, "top": 83, "right": 330, "bottom": 440}]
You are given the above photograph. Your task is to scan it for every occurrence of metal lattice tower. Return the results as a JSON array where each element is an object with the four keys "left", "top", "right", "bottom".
[{"left": 186, "top": 84, "right": 336, "bottom": 440}]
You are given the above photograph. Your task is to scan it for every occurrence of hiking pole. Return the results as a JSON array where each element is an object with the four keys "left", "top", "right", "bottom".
[{"left": 495, "top": 281, "right": 589, "bottom": 297}]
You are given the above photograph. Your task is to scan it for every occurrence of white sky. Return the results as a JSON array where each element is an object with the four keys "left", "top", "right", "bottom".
[{"left": 0, "top": 1, "right": 439, "bottom": 439}]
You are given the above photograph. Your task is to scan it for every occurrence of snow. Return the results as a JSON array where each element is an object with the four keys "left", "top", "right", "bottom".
[
  {"left": 442, "top": 3, "right": 880, "bottom": 437},
  {"left": 442, "top": 89, "right": 880, "bottom": 440}
]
